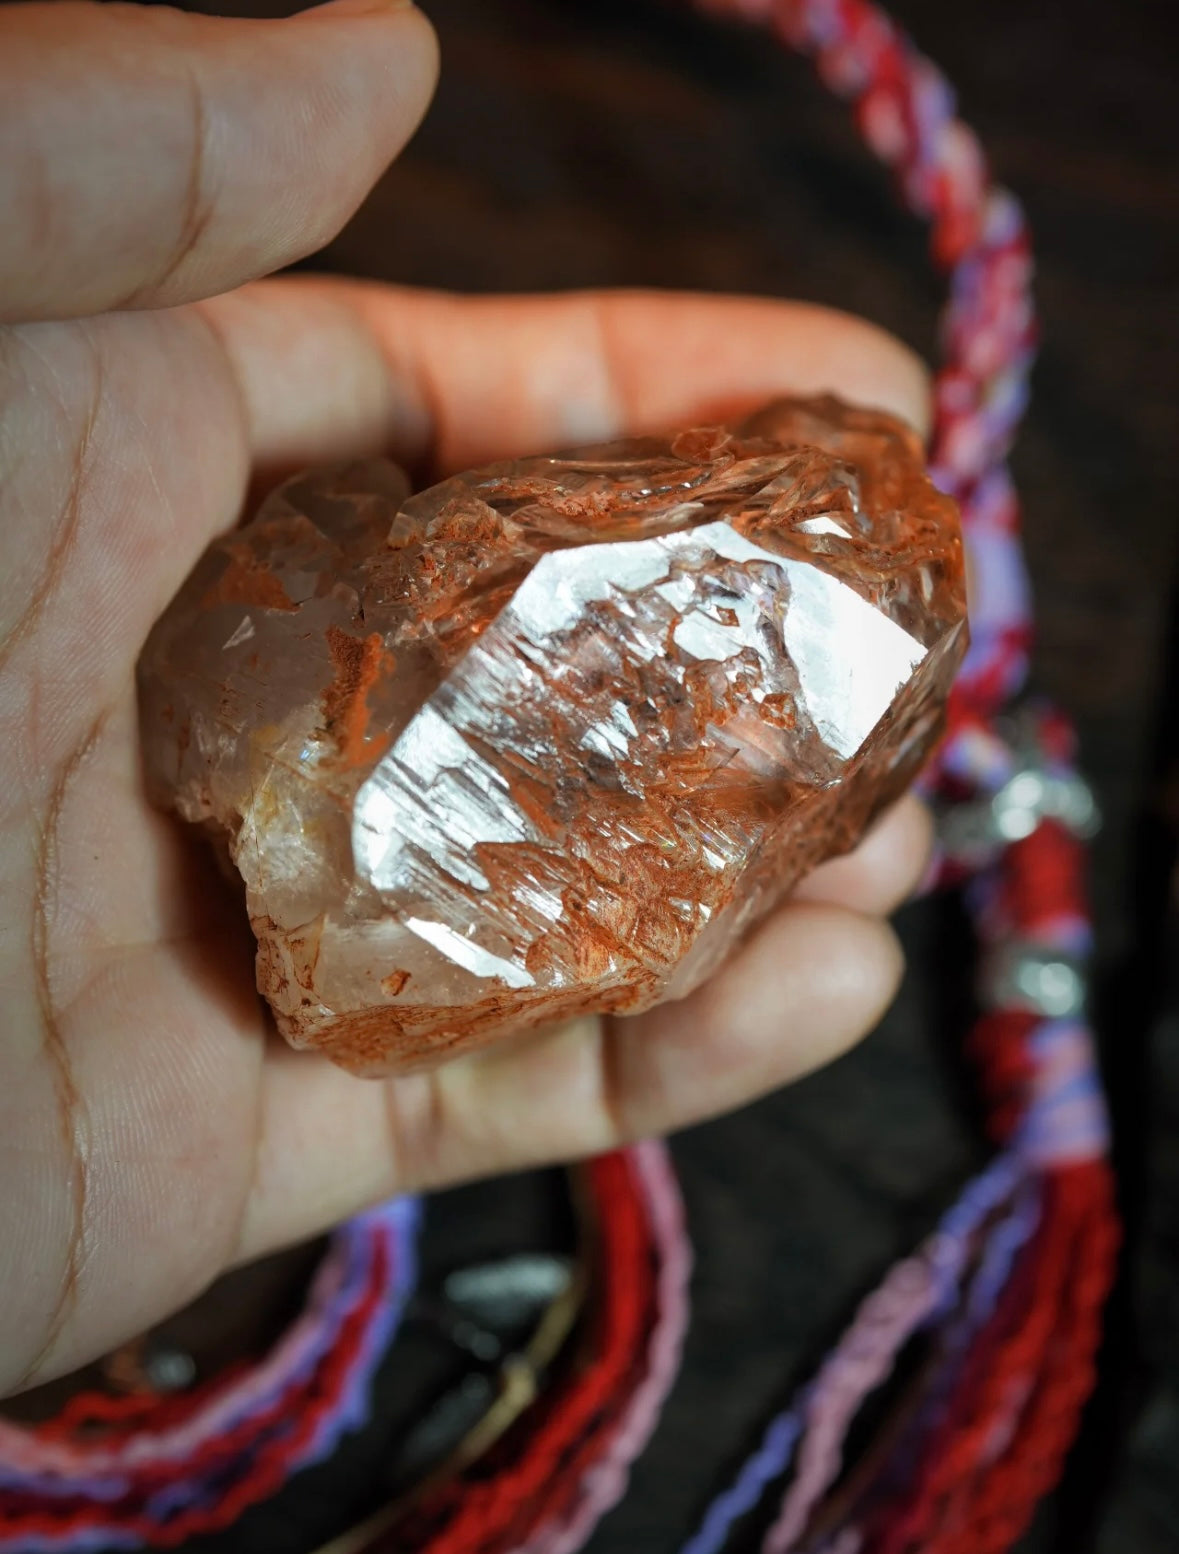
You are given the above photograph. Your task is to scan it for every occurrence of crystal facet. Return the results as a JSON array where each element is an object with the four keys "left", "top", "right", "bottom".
[{"left": 138, "top": 397, "right": 967, "bottom": 1074}]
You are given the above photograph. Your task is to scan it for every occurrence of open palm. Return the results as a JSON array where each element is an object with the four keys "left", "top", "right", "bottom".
[{"left": 0, "top": 0, "right": 934, "bottom": 1398}]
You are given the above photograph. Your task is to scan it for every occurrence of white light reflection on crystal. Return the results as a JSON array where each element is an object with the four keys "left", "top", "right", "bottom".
[
  {"left": 222, "top": 615, "right": 255, "bottom": 650},
  {"left": 354, "top": 704, "right": 537, "bottom": 892},
  {"left": 356, "top": 520, "right": 926, "bottom": 915},
  {"left": 797, "top": 515, "right": 854, "bottom": 538},
  {"left": 507, "top": 541, "right": 671, "bottom": 641},
  {"left": 690, "top": 524, "right": 926, "bottom": 760},
  {"left": 405, "top": 917, "right": 534, "bottom": 988},
  {"left": 581, "top": 701, "right": 639, "bottom": 759}
]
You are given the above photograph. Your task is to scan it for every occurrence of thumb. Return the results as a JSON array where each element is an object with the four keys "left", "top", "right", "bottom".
[{"left": 0, "top": 0, "right": 438, "bottom": 323}]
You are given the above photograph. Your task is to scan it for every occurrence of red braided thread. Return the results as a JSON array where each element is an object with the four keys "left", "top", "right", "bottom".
[
  {"left": 865, "top": 1181, "right": 1064, "bottom": 1554},
  {"left": 381, "top": 1150, "right": 657, "bottom": 1554},
  {"left": 768, "top": 0, "right": 988, "bottom": 266},
  {"left": 0, "top": 1236, "right": 390, "bottom": 1547},
  {"left": 921, "top": 1165, "right": 1118, "bottom": 1554},
  {"left": 864, "top": 800, "right": 1117, "bottom": 1554},
  {"left": 456, "top": 1192, "right": 649, "bottom": 1545},
  {"left": 869, "top": 1187, "right": 1066, "bottom": 1553},
  {"left": 34, "top": 1390, "right": 167, "bottom": 1437},
  {"left": 678, "top": 11, "right": 1113, "bottom": 1554},
  {"left": 968, "top": 1009, "right": 1038, "bottom": 1146},
  {"left": 434, "top": 1155, "right": 651, "bottom": 1550},
  {"left": 993, "top": 822, "right": 1086, "bottom": 941},
  {"left": 956, "top": 1176, "right": 1116, "bottom": 1553},
  {"left": 967, "top": 822, "right": 1094, "bottom": 1149},
  {"left": 30, "top": 1359, "right": 254, "bottom": 1444}
]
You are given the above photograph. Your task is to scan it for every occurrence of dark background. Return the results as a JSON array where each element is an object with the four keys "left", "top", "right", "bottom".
[{"left": 20, "top": 0, "right": 1179, "bottom": 1548}]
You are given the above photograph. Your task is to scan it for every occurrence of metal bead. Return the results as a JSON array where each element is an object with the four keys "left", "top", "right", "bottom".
[
  {"left": 1049, "top": 770, "right": 1102, "bottom": 838},
  {"left": 444, "top": 1254, "right": 573, "bottom": 1329},
  {"left": 981, "top": 941, "right": 1088, "bottom": 1019},
  {"left": 142, "top": 1344, "right": 197, "bottom": 1393},
  {"left": 939, "top": 754, "right": 1101, "bottom": 862},
  {"left": 991, "top": 769, "right": 1047, "bottom": 841}
]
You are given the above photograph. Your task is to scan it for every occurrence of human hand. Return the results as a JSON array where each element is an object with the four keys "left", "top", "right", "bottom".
[{"left": 0, "top": 0, "right": 933, "bottom": 1397}]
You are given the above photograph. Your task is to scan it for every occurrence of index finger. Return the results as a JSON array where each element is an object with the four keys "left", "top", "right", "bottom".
[
  {"left": 0, "top": 0, "right": 437, "bottom": 323},
  {"left": 200, "top": 280, "right": 932, "bottom": 481}
]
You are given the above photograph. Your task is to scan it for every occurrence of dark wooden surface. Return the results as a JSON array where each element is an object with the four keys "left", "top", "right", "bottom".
[{"left": 17, "top": 0, "right": 1179, "bottom": 1548}]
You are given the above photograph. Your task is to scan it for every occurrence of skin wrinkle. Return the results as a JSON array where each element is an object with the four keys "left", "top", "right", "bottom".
[
  {"left": 0, "top": 345, "right": 102, "bottom": 678},
  {"left": 373, "top": 291, "right": 449, "bottom": 475},
  {"left": 427, "top": 293, "right": 618, "bottom": 467},
  {"left": 191, "top": 298, "right": 266, "bottom": 469},
  {"left": 22, "top": 134, "right": 55, "bottom": 271},
  {"left": 582, "top": 292, "right": 630, "bottom": 441},
  {"left": 223, "top": 1026, "right": 267, "bottom": 1278},
  {"left": 385, "top": 1068, "right": 443, "bottom": 1200},
  {"left": 440, "top": 1017, "right": 624, "bottom": 1184},
  {"left": 15, "top": 713, "right": 105, "bottom": 1392},
  {"left": 118, "top": 61, "right": 213, "bottom": 314},
  {"left": 595, "top": 1015, "right": 634, "bottom": 1153},
  {"left": 55, "top": 933, "right": 270, "bottom": 1316},
  {"left": 0, "top": 77, "right": 57, "bottom": 304},
  {"left": 588, "top": 293, "right": 642, "bottom": 436}
]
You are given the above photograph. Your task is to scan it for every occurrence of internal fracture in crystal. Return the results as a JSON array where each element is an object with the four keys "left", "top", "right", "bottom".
[{"left": 138, "top": 397, "right": 967, "bottom": 1074}]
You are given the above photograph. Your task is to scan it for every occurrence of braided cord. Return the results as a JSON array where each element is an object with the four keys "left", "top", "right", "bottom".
[
  {"left": 0, "top": 7, "right": 1117, "bottom": 1554},
  {"left": 0, "top": 1201, "right": 420, "bottom": 1551},
  {"left": 675, "top": 3, "right": 1118, "bottom": 1551}
]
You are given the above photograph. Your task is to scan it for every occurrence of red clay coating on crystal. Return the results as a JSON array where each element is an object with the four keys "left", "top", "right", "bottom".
[
  {"left": 202, "top": 547, "right": 298, "bottom": 614},
  {"left": 321, "top": 627, "right": 396, "bottom": 769},
  {"left": 138, "top": 398, "right": 967, "bottom": 1076}
]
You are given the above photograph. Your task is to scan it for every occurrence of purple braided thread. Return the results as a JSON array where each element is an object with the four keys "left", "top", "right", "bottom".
[
  {"left": 141, "top": 1197, "right": 422, "bottom": 1526},
  {"left": 821, "top": 1183, "right": 1043, "bottom": 1546},
  {"left": 13, "top": 1531, "right": 144, "bottom": 1554},
  {"left": 0, "top": 1221, "right": 364, "bottom": 1487},
  {"left": 0, "top": 1197, "right": 420, "bottom": 1553},
  {"left": 2, "top": 1205, "right": 374, "bottom": 1489},
  {"left": 759, "top": 1157, "right": 1024, "bottom": 1554},
  {"left": 677, "top": 1154, "right": 1020, "bottom": 1554}
]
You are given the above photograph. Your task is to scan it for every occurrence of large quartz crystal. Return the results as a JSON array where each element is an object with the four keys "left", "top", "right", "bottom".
[{"left": 139, "top": 397, "right": 966, "bottom": 1075}]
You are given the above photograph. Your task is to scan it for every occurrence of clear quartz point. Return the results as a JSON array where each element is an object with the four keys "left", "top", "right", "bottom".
[{"left": 138, "top": 397, "right": 967, "bottom": 1074}]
